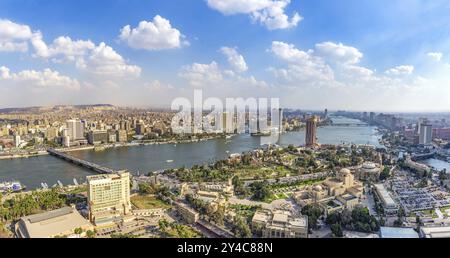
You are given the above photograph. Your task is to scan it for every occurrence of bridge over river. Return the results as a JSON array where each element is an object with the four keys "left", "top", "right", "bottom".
[
  {"left": 329, "top": 123, "right": 369, "bottom": 127},
  {"left": 47, "top": 149, "right": 117, "bottom": 174}
]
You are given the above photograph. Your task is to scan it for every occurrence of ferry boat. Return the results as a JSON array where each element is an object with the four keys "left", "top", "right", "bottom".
[
  {"left": 166, "top": 160, "right": 174, "bottom": 163},
  {"left": 94, "top": 146, "right": 106, "bottom": 152},
  {"left": 251, "top": 131, "right": 271, "bottom": 137},
  {"left": 0, "top": 181, "right": 25, "bottom": 193}
]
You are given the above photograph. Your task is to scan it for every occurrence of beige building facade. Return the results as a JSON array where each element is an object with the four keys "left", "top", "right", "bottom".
[{"left": 87, "top": 171, "right": 132, "bottom": 227}]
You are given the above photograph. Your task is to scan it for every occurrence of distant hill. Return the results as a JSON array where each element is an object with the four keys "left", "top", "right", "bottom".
[{"left": 0, "top": 104, "right": 115, "bottom": 113}]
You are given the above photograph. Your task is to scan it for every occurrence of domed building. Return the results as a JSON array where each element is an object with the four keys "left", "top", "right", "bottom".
[
  {"left": 294, "top": 168, "right": 364, "bottom": 213},
  {"left": 357, "top": 162, "right": 383, "bottom": 182}
]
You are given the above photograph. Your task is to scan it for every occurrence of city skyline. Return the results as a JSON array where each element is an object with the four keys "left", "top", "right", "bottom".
[{"left": 1, "top": 0, "right": 450, "bottom": 111}]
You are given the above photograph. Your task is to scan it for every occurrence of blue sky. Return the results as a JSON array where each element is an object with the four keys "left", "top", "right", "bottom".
[{"left": 1, "top": 0, "right": 450, "bottom": 111}]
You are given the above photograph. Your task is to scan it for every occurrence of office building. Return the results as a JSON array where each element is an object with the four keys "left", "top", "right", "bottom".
[
  {"left": 419, "top": 123, "right": 433, "bottom": 145},
  {"left": 87, "top": 171, "right": 132, "bottom": 227},
  {"left": 66, "top": 119, "right": 85, "bottom": 141},
  {"left": 374, "top": 184, "right": 398, "bottom": 215},
  {"left": 13, "top": 134, "right": 20, "bottom": 148},
  {"left": 135, "top": 122, "right": 145, "bottom": 135},
  {"left": 305, "top": 116, "right": 318, "bottom": 147},
  {"left": 107, "top": 130, "right": 117, "bottom": 143},
  {"left": 116, "top": 130, "right": 127, "bottom": 143},
  {"left": 87, "top": 130, "right": 108, "bottom": 145},
  {"left": 176, "top": 202, "right": 200, "bottom": 224}
]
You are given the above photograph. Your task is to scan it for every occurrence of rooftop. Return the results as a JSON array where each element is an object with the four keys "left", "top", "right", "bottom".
[
  {"left": 421, "top": 226, "right": 450, "bottom": 238},
  {"left": 17, "top": 206, "right": 93, "bottom": 238},
  {"left": 379, "top": 227, "right": 419, "bottom": 238}
]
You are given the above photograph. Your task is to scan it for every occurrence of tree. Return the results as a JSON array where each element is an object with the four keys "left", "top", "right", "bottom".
[
  {"left": 302, "top": 204, "right": 323, "bottom": 230},
  {"left": 331, "top": 223, "right": 343, "bottom": 237},
  {"left": 74, "top": 227, "right": 83, "bottom": 235},
  {"left": 250, "top": 181, "right": 272, "bottom": 201},
  {"left": 379, "top": 167, "right": 391, "bottom": 181},
  {"left": 86, "top": 230, "right": 95, "bottom": 238},
  {"left": 232, "top": 216, "right": 252, "bottom": 238},
  {"left": 159, "top": 219, "right": 169, "bottom": 232}
]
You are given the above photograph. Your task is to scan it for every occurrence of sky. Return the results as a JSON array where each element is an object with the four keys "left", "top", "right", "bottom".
[{"left": 1, "top": 0, "right": 450, "bottom": 111}]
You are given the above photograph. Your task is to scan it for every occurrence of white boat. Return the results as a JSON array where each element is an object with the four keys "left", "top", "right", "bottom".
[
  {"left": 166, "top": 160, "right": 174, "bottom": 163},
  {"left": 0, "top": 181, "right": 25, "bottom": 193}
]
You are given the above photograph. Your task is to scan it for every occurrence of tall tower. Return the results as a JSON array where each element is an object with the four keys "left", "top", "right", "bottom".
[
  {"left": 419, "top": 123, "right": 433, "bottom": 145},
  {"left": 66, "top": 119, "right": 85, "bottom": 141},
  {"left": 305, "top": 116, "right": 318, "bottom": 147}
]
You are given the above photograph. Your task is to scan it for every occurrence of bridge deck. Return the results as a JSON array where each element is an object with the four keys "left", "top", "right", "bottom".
[{"left": 47, "top": 149, "right": 116, "bottom": 174}]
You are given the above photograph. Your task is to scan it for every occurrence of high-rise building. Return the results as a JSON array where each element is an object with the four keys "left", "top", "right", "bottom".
[
  {"left": 417, "top": 118, "right": 428, "bottom": 134},
  {"left": 135, "top": 122, "right": 145, "bottom": 135},
  {"left": 87, "top": 130, "right": 108, "bottom": 145},
  {"left": 419, "top": 123, "right": 433, "bottom": 145},
  {"left": 107, "top": 130, "right": 117, "bottom": 143},
  {"left": 221, "top": 111, "right": 235, "bottom": 134},
  {"left": 116, "top": 130, "right": 127, "bottom": 143},
  {"left": 305, "top": 116, "right": 318, "bottom": 147},
  {"left": 13, "top": 134, "right": 21, "bottom": 148},
  {"left": 369, "top": 112, "right": 375, "bottom": 124},
  {"left": 45, "top": 127, "right": 59, "bottom": 141},
  {"left": 274, "top": 108, "right": 284, "bottom": 134},
  {"left": 66, "top": 119, "right": 85, "bottom": 141},
  {"left": 87, "top": 171, "right": 131, "bottom": 226}
]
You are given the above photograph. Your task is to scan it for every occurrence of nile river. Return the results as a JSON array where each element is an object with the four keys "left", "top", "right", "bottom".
[{"left": 0, "top": 117, "right": 383, "bottom": 189}]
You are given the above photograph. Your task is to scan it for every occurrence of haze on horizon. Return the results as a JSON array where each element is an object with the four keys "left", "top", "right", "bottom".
[{"left": 1, "top": 0, "right": 450, "bottom": 112}]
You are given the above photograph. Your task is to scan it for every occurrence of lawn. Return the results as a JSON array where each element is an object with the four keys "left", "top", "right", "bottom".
[
  {"left": 131, "top": 195, "right": 172, "bottom": 209},
  {"left": 232, "top": 165, "right": 297, "bottom": 180},
  {"left": 165, "top": 224, "right": 203, "bottom": 238}
]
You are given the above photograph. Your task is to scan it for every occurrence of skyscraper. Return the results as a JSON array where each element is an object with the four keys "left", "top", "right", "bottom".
[
  {"left": 306, "top": 116, "right": 318, "bottom": 147},
  {"left": 13, "top": 134, "right": 20, "bottom": 148},
  {"left": 419, "top": 123, "right": 433, "bottom": 145},
  {"left": 417, "top": 118, "right": 428, "bottom": 134},
  {"left": 66, "top": 119, "right": 85, "bottom": 141},
  {"left": 87, "top": 171, "right": 131, "bottom": 226}
]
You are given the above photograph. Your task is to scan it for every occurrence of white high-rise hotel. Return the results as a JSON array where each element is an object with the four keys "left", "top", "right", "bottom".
[
  {"left": 66, "top": 119, "right": 85, "bottom": 141},
  {"left": 87, "top": 172, "right": 131, "bottom": 226}
]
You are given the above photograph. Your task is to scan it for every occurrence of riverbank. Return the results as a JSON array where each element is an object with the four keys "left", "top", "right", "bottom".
[
  {"left": 0, "top": 135, "right": 226, "bottom": 160},
  {"left": 0, "top": 151, "right": 49, "bottom": 160}
]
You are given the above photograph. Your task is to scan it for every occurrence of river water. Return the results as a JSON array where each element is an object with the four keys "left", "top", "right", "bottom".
[
  {"left": 420, "top": 158, "right": 450, "bottom": 172},
  {"left": 0, "top": 117, "right": 383, "bottom": 189}
]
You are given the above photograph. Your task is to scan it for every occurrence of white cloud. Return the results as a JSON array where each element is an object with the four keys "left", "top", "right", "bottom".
[
  {"left": 0, "top": 66, "right": 80, "bottom": 90},
  {"left": 119, "top": 15, "right": 188, "bottom": 50},
  {"left": 220, "top": 47, "right": 248, "bottom": 73},
  {"left": 146, "top": 80, "right": 175, "bottom": 91},
  {"left": 32, "top": 35, "right": 95, "bottom": 61},
  {"left": 385, "top": 65, "right": 414, "bottom": 75},
  {"left": 206, "top": 0, "right": 302, "bottom": 30},
  {"left": 315, "top": 42, "right": 363, "bottom": 64},
  {"left": 427, "top": 52, "right": 443, "bottom": 62},
  {"left": 179, "top": 61, "right": 223, "bottom": 87},
  {"left": 83, "top": 42, "right": 141, "bottom": 77},
  {"left": 0, "top": 41, "right": 28, "bottom": 52},
  {"left": 30, "top": 32, "right": 141, "bottom": 78},
  {"left": 0, "top": 19, "right": 34, "bottom": 52},
  {"left": 269, "top": 41, "right": 335, "bottom": 84}
]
